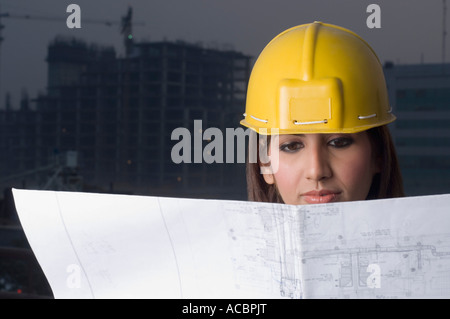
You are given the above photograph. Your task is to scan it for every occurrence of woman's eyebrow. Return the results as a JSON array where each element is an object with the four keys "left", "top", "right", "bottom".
[
  {"left": 277, "top": 134, "right": 305, "bottom": 142},
  {"left": 285, "top": 134, "right": 305, "bottom": 138}
]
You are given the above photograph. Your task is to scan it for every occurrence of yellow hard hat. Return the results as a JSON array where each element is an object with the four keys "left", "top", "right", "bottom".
[{"left": 240, "top": 21, "right": 395, "bottom": 135}]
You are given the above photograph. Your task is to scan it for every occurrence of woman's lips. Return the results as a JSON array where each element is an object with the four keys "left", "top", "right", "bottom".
[{"left": 301, "top": 190, "right": 341, "bottom": 204}]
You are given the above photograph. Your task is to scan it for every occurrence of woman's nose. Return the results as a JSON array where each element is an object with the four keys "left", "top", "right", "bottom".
[{"left": 304, "top": 146, "right": 332, "bottom": 182}]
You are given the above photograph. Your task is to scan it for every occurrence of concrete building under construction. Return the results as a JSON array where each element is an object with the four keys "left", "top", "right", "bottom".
[
  {"left": 0, "top": 35, "right": 252, "bottom": 199},
  {"left": 385, "top": 62, "right": 450, "bottom": 196}
]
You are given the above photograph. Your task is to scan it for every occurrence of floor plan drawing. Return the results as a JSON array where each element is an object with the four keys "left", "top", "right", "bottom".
[
  {"left": 292, "top": 201, "right": 450, "bottom": 298},
  {"left": 12, "top": 189, "right": 450, "bottom": 299}
]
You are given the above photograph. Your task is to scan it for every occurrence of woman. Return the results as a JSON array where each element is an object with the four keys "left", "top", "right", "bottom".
[{"left": 240, "top": 22, "right": 404, "bottom": 204}]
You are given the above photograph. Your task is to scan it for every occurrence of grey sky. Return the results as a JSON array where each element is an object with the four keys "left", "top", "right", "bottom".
[{"left": 0, "top": 0, "right": 445, "bottom": 108}]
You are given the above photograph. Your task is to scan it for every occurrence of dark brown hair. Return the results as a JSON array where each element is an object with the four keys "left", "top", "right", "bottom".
[{"left": 246, "top": 125, "right": 405, "bottom": 203}]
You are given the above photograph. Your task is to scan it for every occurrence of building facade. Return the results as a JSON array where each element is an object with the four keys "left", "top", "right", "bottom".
[
  {"left": 0, "top": 37, "right": 252, "bottom": 200},
  {"left": 384, "top": 63, "right": 450, "bottom": 196}
]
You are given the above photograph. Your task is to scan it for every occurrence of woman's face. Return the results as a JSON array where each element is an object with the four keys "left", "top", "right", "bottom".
[{"left": 262, "top": 132, "right": 380, "bottom": 205}]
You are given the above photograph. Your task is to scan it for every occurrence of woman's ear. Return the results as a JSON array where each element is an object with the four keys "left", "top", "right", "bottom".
[
  {"left": 262, "top": 172, "right": 275, "bottom": 185},
  {"left": 259, "top": 158, "right": 275, "bottom": 185},
  {"left": 258, "top": 135, "right": 275, "bottom": 185}
]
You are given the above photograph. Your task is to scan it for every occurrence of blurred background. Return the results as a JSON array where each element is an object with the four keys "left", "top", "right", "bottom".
[{"left": 0, "top": 0, "right": 449, "bottom": 298}]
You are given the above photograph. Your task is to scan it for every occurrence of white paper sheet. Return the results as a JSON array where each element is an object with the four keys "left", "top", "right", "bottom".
[{"left": 12, "top": 189, "right": 450, "bottom": 299}]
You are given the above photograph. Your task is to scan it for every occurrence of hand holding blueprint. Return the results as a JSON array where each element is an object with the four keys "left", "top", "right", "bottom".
[{"left": 12, "top": 189, "right": 450, "bottom": 299}]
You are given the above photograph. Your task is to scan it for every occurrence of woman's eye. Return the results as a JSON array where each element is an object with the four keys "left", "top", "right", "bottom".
[
  {"left": 328, "top": 137, "right": 353, "bottom": 148},
  {"left": 280, "top": 142, "right": 303, "bottom": 153}
]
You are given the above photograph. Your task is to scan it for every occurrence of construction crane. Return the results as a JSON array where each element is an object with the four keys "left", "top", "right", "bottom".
[
  {"left": 0, "top": 5, "right": 143, "bottom": 42},
  {"left": 0, "top": 150, "right": 83, "bottom": 192},
  {"left": 0, "top": 6, "right": 143, "bottom": 191},
  {"left": 0, "top": 6, "right": 143, "bottom": 40},
  {"left": 0, "top": 6, "right": 143, "bottom": 103}
]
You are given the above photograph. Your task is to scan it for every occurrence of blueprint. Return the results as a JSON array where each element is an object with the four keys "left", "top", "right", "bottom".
[{"left": 12, "top": 189, "right": 450, "bottom": 299}]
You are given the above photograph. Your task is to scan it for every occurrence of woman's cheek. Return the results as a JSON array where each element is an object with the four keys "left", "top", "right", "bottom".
[
  {"left": 272, "top": 157, "right": 300, "bottom": 199},
  {"left": 338, "top": 150, "right": 374, "bottom": 200}
]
